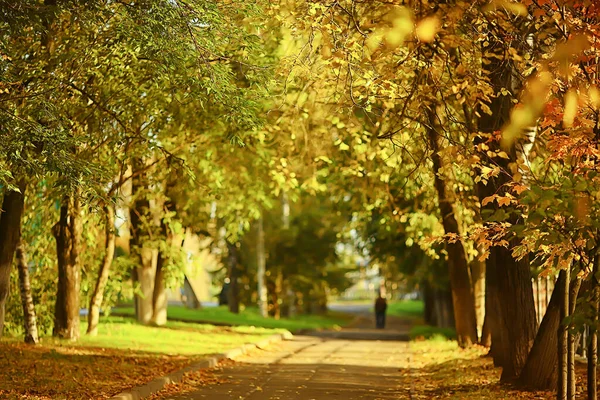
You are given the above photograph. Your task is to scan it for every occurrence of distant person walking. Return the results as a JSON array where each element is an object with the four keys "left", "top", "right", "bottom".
[{"left": 375, "top": 295, "right": 387, "bottom": 329}]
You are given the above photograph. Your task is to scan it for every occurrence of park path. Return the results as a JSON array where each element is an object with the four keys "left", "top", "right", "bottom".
[{"left": 158, "top": 313, "right": 415, "bottom": 400}]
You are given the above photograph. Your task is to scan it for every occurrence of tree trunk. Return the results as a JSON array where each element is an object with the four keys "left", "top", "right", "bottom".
[
  {"left": 481, "top": 312, "right": 492, "bottom": 347},
  {"left": 518, "top": 271, "right": 565, "bottom": 390},
  {"left": 471, "top": 255, "right": 486, "bottom": 340},
  {"left": 436, "top": 288, "right": 455, "bottom": 329},
  {"left": 589, "top": 255, "right": 599, "bottom": 400},
  {"left": 426, "top": 106, "right": 478, "bottom": 348},
  {"left": 151, "top": 253, "right": 167, "bottom": 326},
  {"left": 16, "top": 240, "right": 38, "bottom": 344},
  {"left": 87, "top": 205, "right": 116, "bottom": 336},
  {"left": 130, "top": 162, "right": 156, "bottom": 325},
  {"left": 567, "top": 275, "right": 581, "bottom": 400},
  {"left": 0, "top": 182, "right": 26, "bottom": 337},
  {"left": 227, "top": 241, "right": 240, "bottom": 314},
  {"left": 485, "top": 264, "right": 505, "bottom": 366},
  {"left": 256, "top": 215, "right": 268, "bottom": 318},
  {"left": 53, "top": 193, "right": 82, "bottom": 340},
  {"left": 423, "top": 281, "right": 436, "bottom": 326},
  {"left": 273, "top": 268, "right": 283, "bottom": 320},
  {"left": 477, "top": 38, "right": 538, "bottom": 380},
  {"left": 558, "top": 267, "right": 570, "bottom": 400}
]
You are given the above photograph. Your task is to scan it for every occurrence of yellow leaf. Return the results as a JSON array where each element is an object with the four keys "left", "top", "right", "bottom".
[
  {"left": 563, "top": 89, "right": 578, "bottom": 128},
  {"left": 415, "top": 16, "right": 439, "bottom": 43},
  {"left": 513, "top": 172, "right": 522, "bottom": 182},
  {"left": 504, "top": 2, "right": 528, "bottom": 16}
]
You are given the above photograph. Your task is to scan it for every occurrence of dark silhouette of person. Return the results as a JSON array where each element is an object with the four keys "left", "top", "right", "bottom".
[{"left": 375, "top": 295, "right": 387, "bottom": 329}]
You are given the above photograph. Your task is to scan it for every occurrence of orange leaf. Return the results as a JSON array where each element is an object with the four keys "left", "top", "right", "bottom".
[
  {"left": 482, "top": 195, "right": 496, "bottom": 206},
  {"left": 497, "top": 196, "right": 512, "bottom": 207}
]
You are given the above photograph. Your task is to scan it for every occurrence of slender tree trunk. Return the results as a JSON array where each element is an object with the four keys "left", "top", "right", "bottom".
[
  {"left": 87, "top": 205, "right": 116, "bottom": 336},
  {"left": 16, "top": 240, "right": 38, "bottom": 344},
  {"left": 426, "top": 106, "right": 477, "bottom": 348},
  {"left": 151, "top": 253, "right": 167, "bottom": 326},
  {"left": 273, "top": 268, "right": 283, "bottom": 320},
  {"left": 256, "top": 215, "right": 268, "bottom": 318},
  {"left": 518, "top": 271, "right": 565, "bottom": 390},
  {"left": 471, "top": 256, "right": 486, "bottom": 340},
  {"left": 0, "top": 182, "right": 26, "bottom": 337},
  {"left": 589, "top": 255, "right": 599, "bottom": 400},
  {"left": 558, "top": 267, "right": 570, "bottom": 400},
  {"left": 53, "top": 193, "right": 82, "bottom": 340},
  {"left": 567, "top": 275, "right": 581, "bottom": 400},
  {"left": 227, "top": 241, "right": 240, "bottom": 314},
  {"left": 151, "top": 189, "right": 179, "bottom": 326},
  {"left": 481, "top": 313, "right": 492, "bottom": 347}
]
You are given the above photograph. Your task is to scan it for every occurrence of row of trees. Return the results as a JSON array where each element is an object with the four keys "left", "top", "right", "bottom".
[
  {"left": 3, "top": 1, "right": 600, "bottom": 398},
  {"left": 0, "top": 0, "right": 358, "bottom": 345},
  {"left": 0, "top": 0, "right": 270, "bottom": 340},
  {"left": 269, "top": 0, "right": 600, "bottom": 398}
]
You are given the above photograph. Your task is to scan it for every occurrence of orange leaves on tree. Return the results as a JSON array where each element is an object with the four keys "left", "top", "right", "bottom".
[{"left": 482, "top": 193, "right": 515, "bottom": 207}]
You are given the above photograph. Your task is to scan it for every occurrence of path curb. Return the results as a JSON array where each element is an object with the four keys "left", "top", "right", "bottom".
[{"left": 109, "top": 331, "right": 293, "bottom": 400}]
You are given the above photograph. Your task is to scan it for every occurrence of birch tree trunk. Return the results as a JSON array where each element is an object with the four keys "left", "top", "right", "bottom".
[
  {"left": 227, "top": 240, "right": 240, "bottom": 314},
  {"left": 16, "top": 240, "right": 38, "bottom": 344},
  {"left": 256, "top": 215, "right": 268, "bottom": 318}
]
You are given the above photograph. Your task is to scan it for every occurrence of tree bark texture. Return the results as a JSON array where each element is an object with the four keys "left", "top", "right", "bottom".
[
  {"left": 477, "top": 39, "right": 537, "bottom": 381},
  {"left": 256, "top": 215, "right": 268, "bottom": 318},
  {"left": 87, "top": 205, "right": 116, "bottom": 336},
  {"left": 0, "top": 182, "right": 26, "bottom": 337},
  {"left": 16, "top": 240, "right": 38, "bottom": 344},
  {"left": 485, "top": 263, "right": 506, "bottom": 366},
  {"left": 481, "top": 312, "right": 492, "bottom": 347},
  {"left": 470, "top": 255, "right": 486, "bottom": 340},
  {"left": 227, "top": 241, "right": 240, "bottom": 314},
  {"left": 426, "top": 106, "right": 478, "bottom": 348},
  {"left": 518, "top": 270, "right": 565, "bottom": 390},
  {"left": 567, "top": 276, "right": 581, "bottom": 400},
  {"left": 130, "top": 163, "right": 157, "bottom": 325},
  {"left": 152, "top": 252, "right": 167, "bottom": 326},
  {"left": 53, "top": 193, "right": 82, "bottom": 340}
]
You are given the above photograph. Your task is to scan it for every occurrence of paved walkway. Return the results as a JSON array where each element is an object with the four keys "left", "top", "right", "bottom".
[{"left": 159, "top": 314, "right": 414, "bottom": 400}]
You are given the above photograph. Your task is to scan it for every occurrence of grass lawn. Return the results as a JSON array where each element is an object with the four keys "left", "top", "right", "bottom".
[
  {"left": 0, "top": 316, "right": 283, "bottom": 400},
  {"left": 386, "top": 299, "right": 424, "bottom": 319},
  {"left": 113, "top": 305, "right": 352, "bottom": 332}
]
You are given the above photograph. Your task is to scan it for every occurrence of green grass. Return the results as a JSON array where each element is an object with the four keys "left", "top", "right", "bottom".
[
  {"left": 386, "top": 300, "right": 424, "bottom": 319},
  {"left": 112, "top": 305, "right": 352, "bottom": 332},
  {"left": 410, "top": 324, "right": 457, "bottom": 340},
  {"left": 44, "top": 316, "right": 283, "bottom": 356}
]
